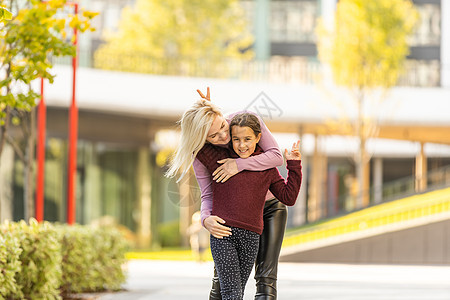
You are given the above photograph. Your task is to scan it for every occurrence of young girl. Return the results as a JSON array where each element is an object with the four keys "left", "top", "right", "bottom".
[{"left": 196, "top": 113, "right": 302, "bottom": 300}]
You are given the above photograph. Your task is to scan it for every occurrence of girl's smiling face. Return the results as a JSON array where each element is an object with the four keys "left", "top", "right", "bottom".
[{"left": 231, "top": 126, "right": 261, "bottom": 158}]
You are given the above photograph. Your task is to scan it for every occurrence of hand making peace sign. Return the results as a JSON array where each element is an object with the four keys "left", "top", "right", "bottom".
[
  {"left": 284, "top": 140, "right": 301, "bottom": 160},
  {"left": 197, "top": 87, "right": 211, "bottom": 101}
]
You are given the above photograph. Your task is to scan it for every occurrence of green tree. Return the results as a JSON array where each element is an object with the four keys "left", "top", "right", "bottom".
[
  {"left": 95, "top": 0, "right": 253, "bottom": 77},
  {"left": 317, "top": 0, "right": 418, "bottom": 208},
  {"left": 0, "top": 0, "right": 97, "bottom": 220}
]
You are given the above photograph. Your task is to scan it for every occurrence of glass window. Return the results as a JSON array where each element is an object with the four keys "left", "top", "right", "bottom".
[
  {"left": 240, "top": 1, "right": 255, "bottom": 30},
  {"left": 270, "top": 1, "right": 319, "bottom": 43},
  {"left": 409, "top": 4, "right": 441, "bottom": 46},
  {"left": 88, "top": 0, "right": 134, "bottom": 38},
  {"left": 397, "top": 59, "right": 440, "bottom": 87}
]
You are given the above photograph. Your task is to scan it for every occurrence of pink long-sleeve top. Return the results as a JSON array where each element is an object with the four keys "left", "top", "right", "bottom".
[{"left": 192, "top": 111, "right": 283, "bottom": 226}]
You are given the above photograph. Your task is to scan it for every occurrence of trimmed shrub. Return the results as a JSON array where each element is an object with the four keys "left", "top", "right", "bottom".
[
  {"left": 59, "top": 224, "right": 128, "bottom": 295},
  {"left": 92, "top": 226, "right": 128, "bottom": 291},
  {"left": 0, "top": 219, "right": 128, "bottom": 298},
  {"left": 8, "top": 219, "right": 62, "bottom": 300},
  {"left": 0, "top": 223, "right": 22, "bottom": 299},
  {"left": 59, "top": 224, "right": 97, "bottom": 294},
  {"left": 158, "top": 221, "right": 181, "bottom": 247}
]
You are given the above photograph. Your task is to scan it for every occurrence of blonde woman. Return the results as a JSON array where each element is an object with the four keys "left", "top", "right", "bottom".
[{"left": 167, "top": 88, "right": 287, "bottom": 300}]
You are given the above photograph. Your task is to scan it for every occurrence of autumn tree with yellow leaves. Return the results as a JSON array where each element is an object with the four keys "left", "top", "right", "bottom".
[
  {"left": 95, "top": 0, "right": 253, "bottom": 77},
  {"left": 317, "top": 0, "right": 418, "bottom": 209},
  {"left": 0, "top": 0, "right": 97, "bottom": 220}
]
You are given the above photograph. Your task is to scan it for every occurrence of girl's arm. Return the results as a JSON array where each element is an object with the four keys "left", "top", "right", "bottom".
[
  {"left": 213, "top": 112, "right": 283, "bottom": 183},
  {"left": 268, "top": 141, "right": 302, "bottom": 206},
  {"left": 193, "top": 158, "right": 232, "bottom": 238},
  {"left": 268, "top": 160, "right": 302, "bottom": 206}
]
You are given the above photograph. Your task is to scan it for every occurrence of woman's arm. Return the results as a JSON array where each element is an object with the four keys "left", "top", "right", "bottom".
[
  {"left": 213, "top": 112, "right": 283, "bottom": 183},
  {"left": 192, "top": 158, "right": 213, "bottom": 223},
  {"left": 193, "top": 158, "right": 232, "bottom": 238}
]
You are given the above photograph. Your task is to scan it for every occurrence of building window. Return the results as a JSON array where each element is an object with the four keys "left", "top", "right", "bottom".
[
  {"left": 409, "top": 4, "right": 441, "bottom": 46},
  {"left": 270, "top": 1, "right": 318, "bottom": 43},
  {"left": 397, "top": 59, "right": 440, "bottom": 87},
  {"left": 88, "top": 0, "right": 134, "bottom": 39},
  {"left": 240, "top": 1, "right": 255, "bottom": 29}
]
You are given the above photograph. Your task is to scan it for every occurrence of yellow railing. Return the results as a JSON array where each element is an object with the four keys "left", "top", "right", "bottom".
[
  {"left": 126, "top": 249, "right": 213, "bottom": 261},
  {"left": 125, "top": 187, "right": 450, "bottom": 260},
  {"left": 282, "top": 187, "right": 450, "bottom": 248}
]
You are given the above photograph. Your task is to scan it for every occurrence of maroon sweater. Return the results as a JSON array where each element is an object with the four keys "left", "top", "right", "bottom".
[{"left": 196, "top": 143, "right": 302, "bottom": 234}]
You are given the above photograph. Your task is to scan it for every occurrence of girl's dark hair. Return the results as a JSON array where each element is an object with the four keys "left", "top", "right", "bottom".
[{"left": 230, "top": 113, "right": 261, "bottom": 136}]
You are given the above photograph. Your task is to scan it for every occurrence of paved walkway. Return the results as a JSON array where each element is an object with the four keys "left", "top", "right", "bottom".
[{"left": 98, "top": 260, "right": 450, "bottom": 299}]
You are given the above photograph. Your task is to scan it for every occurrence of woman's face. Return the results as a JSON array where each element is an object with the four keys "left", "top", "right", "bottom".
[
  {"left": 206, "top": 115, "right": 230, "bottom": 145},
  {"left": 231, "top": 126, "right": 261, "bottom": 159}
]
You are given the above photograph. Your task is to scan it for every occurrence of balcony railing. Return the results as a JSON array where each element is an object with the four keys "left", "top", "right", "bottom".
[{"left": 52, "top": 50, "right": 441, "bottom": 87}]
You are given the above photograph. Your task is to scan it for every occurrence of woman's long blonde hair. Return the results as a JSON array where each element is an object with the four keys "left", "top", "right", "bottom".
[{"left": 166, "top": 99, "right": 222, "bottom": 180}]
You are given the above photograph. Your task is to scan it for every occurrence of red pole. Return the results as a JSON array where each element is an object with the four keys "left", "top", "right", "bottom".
[
  {"left": 67, "top": 3, "right": 78, "bottom": 225},
  {"left": 35, "top": 78, "right": 46, "bottom": 222}
]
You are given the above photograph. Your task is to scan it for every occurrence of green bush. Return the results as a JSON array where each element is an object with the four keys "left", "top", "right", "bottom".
[
  {"left": 59, "top": 224, "right": 128, "bottom": 295},
  {"left": 8, "top": 219, "right": 62, "bottom": 300},
  {"left": 157, "top": 221, "right": 181, "bottom": 248},
  {"left": 0, "top": 219, "right": 129, "bottom": 298},
  {"left": 59, "top": 224, "right": 97, "bottom": 294},
  {"left": 0, "top": 223, "right": 22, "bottom": 299},
  {"left": 91, "top": 226, "right": 129, "bottom": 291}
]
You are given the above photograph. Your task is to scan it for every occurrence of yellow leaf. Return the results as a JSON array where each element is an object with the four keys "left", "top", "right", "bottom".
[
  {"left": 82, "top": 11, "right": 100, "bottom": 19},
  {"left": 0, "top": 7, "right": 13, "bottom": 20},
  {"left": 69, "top": 15, "right": 80, "bottom": 28}
]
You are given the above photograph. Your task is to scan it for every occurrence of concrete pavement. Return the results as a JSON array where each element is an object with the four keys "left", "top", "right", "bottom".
[{"left": 98, "top": 260, "right": 450, "bottom": 299}]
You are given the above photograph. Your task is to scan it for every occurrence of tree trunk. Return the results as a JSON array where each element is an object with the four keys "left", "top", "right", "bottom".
[
  {"left": 0, "top": 64, "right": 13, "bottom": 219},
  {"left": 0, "top": 104, "right": 12, "bottom": 164},
  {"left": 23, "top": 108, "right": 36, "bottom": 221},
  {"left": 0, "top": 107, "right": 12, "bottom": 221},
  {"left": 0, "top": 144, "right": 15, "bottom": 223},
  {"left": 355, "top": 89, "right": 368, "bottom": 209}
]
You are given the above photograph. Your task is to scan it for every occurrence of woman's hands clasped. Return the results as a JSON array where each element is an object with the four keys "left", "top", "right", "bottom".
[{"left": 284, "top": 140, "right": 301, "bottom": 160}]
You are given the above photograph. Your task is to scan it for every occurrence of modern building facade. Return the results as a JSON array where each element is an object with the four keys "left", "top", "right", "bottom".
[
  {"left": 76, "top": 0, "right": 449, "bottom": 88},
  {"left": 1, "top": 0, "right": 450, "bottom": 248}
]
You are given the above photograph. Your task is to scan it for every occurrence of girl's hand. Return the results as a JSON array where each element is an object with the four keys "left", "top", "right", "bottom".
[
  {"left": 197, "top": 87, "right": 211, "bottom": 101},
  {"left": 284, "top": 140, "right": 301, "bottom": 160},
  {"left": 213, "top": 158, "right": 238, "bottom": 183},
  {"left": 204, "top": 215, "right": 232, "bottom": 238}
]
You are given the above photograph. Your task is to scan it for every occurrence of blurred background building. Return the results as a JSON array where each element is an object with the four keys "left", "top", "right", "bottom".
[
  {"left": 1, "top": 0, "right": 449, "bottom": 254},
  {"left": 75, "top": 0, "right": 445, "bottom": 87}
]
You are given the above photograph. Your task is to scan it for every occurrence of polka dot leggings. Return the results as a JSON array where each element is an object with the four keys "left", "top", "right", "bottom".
[{"left": 210, "top": 226, "right": 260, "bottom": 300}]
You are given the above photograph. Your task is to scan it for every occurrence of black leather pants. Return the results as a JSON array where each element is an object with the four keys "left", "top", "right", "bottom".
[{"left": 209, "top": 198, "right": 288, "bottom": 300}]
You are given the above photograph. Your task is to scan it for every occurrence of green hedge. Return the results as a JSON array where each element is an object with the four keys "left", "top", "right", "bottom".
[
  {"left": 157, "top": 221, "right": 181, "bottom": 248},
  {"left": 59, "top": 225, "right": 128, "bottom": 295},
  {"left": 0, "top": 226, "right": 22, "bottom": 299},
  {"left": 10, "top": 220, "right": 62, "bottom": 299},
  {"left": 0, "top": 219, "right": 129, "bottom": 299}
]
